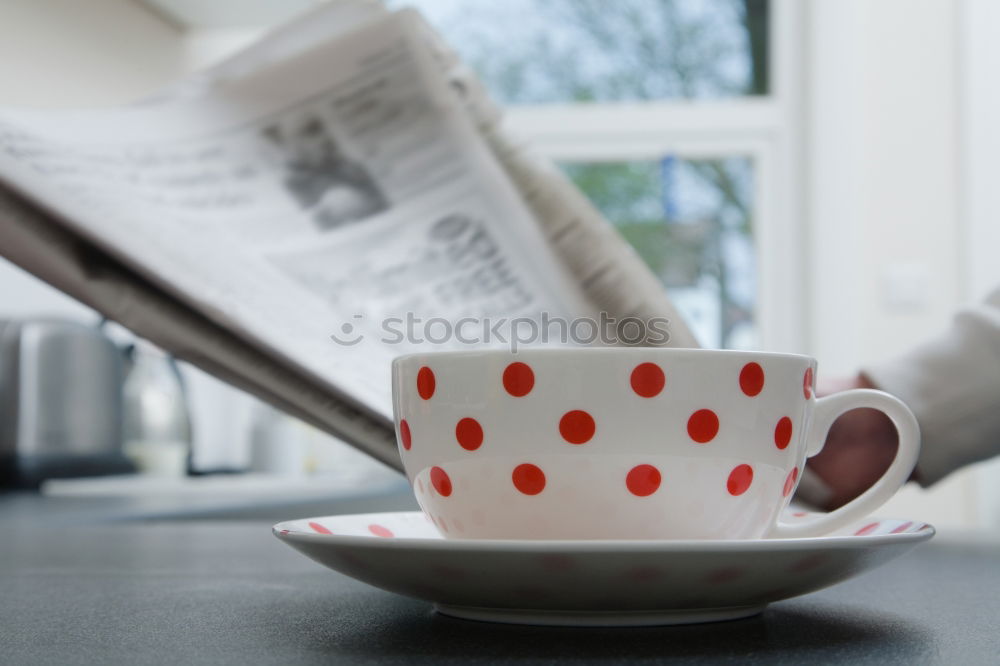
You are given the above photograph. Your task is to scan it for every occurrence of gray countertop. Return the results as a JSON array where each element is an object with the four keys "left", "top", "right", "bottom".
[{"left": 2, "top": 491, "right": 999, "bottom": 665}]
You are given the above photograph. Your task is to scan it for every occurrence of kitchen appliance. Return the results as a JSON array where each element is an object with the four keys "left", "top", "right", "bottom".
[
  {"left": 121, "top": 341, "right": 192, "bottom": 477},
  {"left": 0, "top": 318, "right": 133, "bottom": 488}
]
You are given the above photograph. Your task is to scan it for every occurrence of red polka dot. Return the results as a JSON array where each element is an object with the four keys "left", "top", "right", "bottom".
[
  {"left": 399, "top": 419, "right": 412, "bottom": 451},
  {"left": 430, "top": 466, "right": 452, "bottom": 497},
  {"left": 417, "top": 366, "right": 435, "bottom": 400},
  {"left": 890, "top": 521, "right": 914, "bottom": 534},
  {"left": 787, "top": 553, "right": 827, "bottom": 573},
  {"left": 727, "top": 464, "right": 754, "bottom": 496},
  {"left": 705, "top": 567, "right": 744, "bottom": 584},
  {"left": 512, "top": 463, "right": 546, "bottom": 495},
  {"left": 626, "top": 464, "right": 662, "bottom": 496},
  {"left": 559, "top": 410, "right": 595, "bottom": 444},
  {"left": 687, "top": 409, "right": 719, "bottom": 443},
  {"left": 368, "top": 524, "right": 394, "bottom": 538},
  {"left": 774, "top": 417, "right": 793, "bottom": 450},
  {"left": 455, "top": 417, "right": 483, "bottom": 451},
  {"left": 803, "top": 367, "right": 814, "bottom": 399},
  {"left": 854, "top": 522, "right": 880, "bottom": 536},
  {"left": 739, "top": 362, "right": 765, "bottom": 396},
  {"left": 503, "top": 362, "right": 535, "bottom": 397},
  {"left": 308, "top": 521, "right": 332, "bottom": 534},
  {"left": 630, "top": 363, "right": 665, "bottom": 398},
  {"left": 782, "top": 467, "right": 799, "bottom": 497}
]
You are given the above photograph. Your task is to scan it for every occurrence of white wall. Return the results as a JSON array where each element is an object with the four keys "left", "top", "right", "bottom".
[
  {"left": 806, "top": 0, "right": 999, "bottom": 532},
  {"left": 806, "top": 0, "right": 961, "bottom": 374},
  {"left": 0, "top": 0, "right": 186, "bottom": 107},
  {"left": 961, "top": 0, "right": 1000, "bottom": 530},
  {"left": 962, "top": 0, "right": 1000, "bottom": 303}
]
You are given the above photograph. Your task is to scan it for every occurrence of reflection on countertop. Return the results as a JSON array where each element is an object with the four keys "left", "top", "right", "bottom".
[{"left": 2, "top": 469, "right": 415, "bottom": 526}]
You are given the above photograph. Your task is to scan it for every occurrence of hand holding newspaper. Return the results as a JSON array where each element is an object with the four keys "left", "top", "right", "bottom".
[{"left": 0, "top": 1, "right": 697, "bottom": 472}]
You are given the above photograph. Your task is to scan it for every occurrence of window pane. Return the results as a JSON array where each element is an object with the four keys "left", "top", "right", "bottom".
[
  {"left": 395, "top": 0, "right": 769, "bottom": 103},
  {"left": 560, "top": 157, "right": 756, "bottom": 349}
]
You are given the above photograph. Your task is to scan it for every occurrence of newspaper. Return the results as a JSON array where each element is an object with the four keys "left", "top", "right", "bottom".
[{"left": 0, "top": 3, "right": 696, "bottom": 472}]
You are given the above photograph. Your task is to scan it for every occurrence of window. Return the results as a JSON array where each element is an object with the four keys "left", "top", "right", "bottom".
[
  {"left": 410, "top": 0, "right": 768, "bottom": 103},
  {"left": 561, "top": 157, "right": 755, "bottom": 348},
  {"left": 397, "top": 0, "right": 802, "bottom": 350}
]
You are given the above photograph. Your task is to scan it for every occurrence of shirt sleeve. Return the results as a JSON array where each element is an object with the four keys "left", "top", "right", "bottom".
[{"left": 863, "top": 289, "right": 1000, "bottom": 486}]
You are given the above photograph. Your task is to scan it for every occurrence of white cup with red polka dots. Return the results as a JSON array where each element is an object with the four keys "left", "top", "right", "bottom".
[{"left": 392, "top": 348, "right": 920, "bottom": 541}]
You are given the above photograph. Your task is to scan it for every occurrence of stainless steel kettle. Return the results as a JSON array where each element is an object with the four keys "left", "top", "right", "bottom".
[{"left": 0, "top": 318, "right": 134, "bottom": 487}]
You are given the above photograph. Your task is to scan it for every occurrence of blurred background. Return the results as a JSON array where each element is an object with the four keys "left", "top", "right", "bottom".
[{"left": 0, "top": 0, "right": 997, "bottom": 533}]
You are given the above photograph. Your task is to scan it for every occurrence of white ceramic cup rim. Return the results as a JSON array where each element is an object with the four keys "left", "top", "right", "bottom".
[{"left": 392, "top": 347, "right": 813, "bottom": 366}]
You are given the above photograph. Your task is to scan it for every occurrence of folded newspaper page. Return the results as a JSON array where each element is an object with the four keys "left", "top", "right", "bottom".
[{"left": 0, "top": 3, "right": 697, "bottom": 472}]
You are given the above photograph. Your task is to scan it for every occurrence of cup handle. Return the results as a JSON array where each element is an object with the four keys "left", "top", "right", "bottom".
[{"left": 767, "top": 389, "right": 920, "bottom": 539}]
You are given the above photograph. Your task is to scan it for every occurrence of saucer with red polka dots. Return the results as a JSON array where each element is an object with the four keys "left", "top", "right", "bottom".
[{"left": 273, "top": 510, "right": 934, "bottom": 626}]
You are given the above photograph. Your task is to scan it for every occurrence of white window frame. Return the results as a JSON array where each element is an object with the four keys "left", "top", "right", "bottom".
[{"left": 505, "top": 0, "right": 805, "bottom": 352}]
